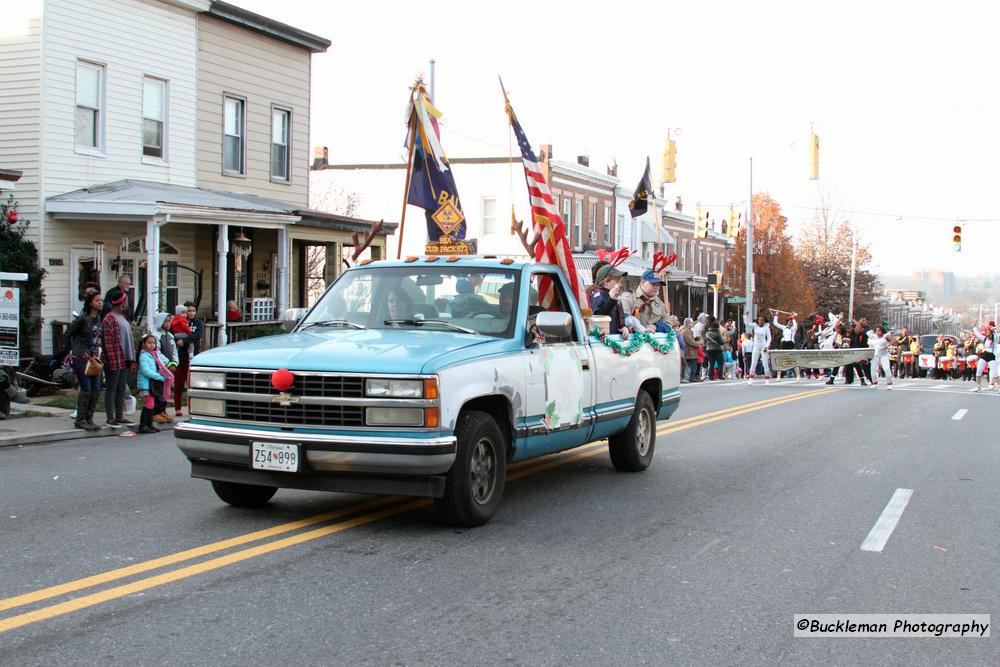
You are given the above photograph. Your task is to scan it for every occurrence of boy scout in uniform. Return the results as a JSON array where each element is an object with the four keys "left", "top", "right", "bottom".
[{"left": 619, "top": 269, "right": 671, "bottom": 333}]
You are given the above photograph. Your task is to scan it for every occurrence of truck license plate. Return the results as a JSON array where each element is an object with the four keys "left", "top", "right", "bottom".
[{"left": 251, "top": 442, "right": 300, "bottom": 472}]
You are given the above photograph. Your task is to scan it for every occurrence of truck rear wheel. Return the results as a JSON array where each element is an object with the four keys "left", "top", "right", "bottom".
[
  {"left": 609, "top": 392, "right": 655, "bottom": 472},
  {"left": 435, "top": 410, "right": 506, "bottom": 527},
  {"left": 210, "top": 480, "right": 277, "bottom": 507}
]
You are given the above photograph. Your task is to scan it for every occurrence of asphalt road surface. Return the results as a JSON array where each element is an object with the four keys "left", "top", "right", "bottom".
[{"left": 1, "top": 378, "right": 997, "bottom": 665}]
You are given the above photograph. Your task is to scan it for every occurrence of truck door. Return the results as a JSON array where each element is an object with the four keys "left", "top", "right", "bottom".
[{"left": 520, "top": 270, "right": 597, "bottom": 458}]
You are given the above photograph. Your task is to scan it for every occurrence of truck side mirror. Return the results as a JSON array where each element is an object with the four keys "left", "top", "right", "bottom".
[
  {"left": 535, "top": 311, "right": 573, "bottom": 343},
  {"left": 282, "top": 308, "right": 308, "bottom": 332}
]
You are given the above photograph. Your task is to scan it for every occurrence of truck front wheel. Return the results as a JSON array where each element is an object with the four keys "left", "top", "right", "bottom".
[
  {"left": 608, "top": 392, "right": 655, "bottom": 472},
  {"left": 435, "top": 410, "right": 507, "bottom": 527},
  {"left": 210, "top": 480, "right": 277, "bottom": 507}
]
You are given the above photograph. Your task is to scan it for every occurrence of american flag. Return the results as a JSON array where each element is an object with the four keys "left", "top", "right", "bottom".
[{"left": 504, "top": 95, "right": 590, "bottom": 315}]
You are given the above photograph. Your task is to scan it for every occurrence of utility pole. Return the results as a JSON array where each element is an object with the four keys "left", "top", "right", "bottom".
[
  {"left": 745, "top": 158, "right": 753, "bottom": 321},
  {"left": 848, "top": 231, "right": 857, "bottom": 321}
]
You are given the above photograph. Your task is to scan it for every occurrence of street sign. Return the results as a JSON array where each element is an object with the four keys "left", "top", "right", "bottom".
[
  {"left": 727, "top": 297, "right": 747, "bottom": 304},
  {"left": 0, "top": 287, "right": 19, "bottom": 366}
]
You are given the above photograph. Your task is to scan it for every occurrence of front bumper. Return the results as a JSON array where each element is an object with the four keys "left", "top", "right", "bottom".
[{"left": 175, "top": 422, "right": 456, "bottom": 497}]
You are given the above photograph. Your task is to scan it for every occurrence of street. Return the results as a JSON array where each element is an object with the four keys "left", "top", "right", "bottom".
[{"left": 1, "top": 380, "right": 996, "bottom": 666}]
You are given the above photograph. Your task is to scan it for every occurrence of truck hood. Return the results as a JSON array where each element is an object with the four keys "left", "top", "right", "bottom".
[{"left": 190, "top": 329, "right": 503, "bottom": 374}]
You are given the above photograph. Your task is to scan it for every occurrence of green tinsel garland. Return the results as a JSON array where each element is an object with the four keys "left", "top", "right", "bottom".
[{"left": 589, "top": 326, "right": 677, "bottom": 357}]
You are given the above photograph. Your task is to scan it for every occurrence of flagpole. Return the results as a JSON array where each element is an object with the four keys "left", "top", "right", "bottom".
[{"left": 396, "top": 112, "right": 418, "bottom": 259}]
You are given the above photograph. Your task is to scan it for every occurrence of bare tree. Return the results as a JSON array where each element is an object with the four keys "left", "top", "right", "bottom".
[
  {"left": 310, "top": 179, "right": 361, "bottom": 217},
  {"left": 797, "top": 190, "right": 882, "bottom": 322}
]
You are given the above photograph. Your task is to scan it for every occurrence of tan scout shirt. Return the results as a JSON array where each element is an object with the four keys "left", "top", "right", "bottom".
[{"left": 619, "top": 291, "right": 669, "bottom": 329}]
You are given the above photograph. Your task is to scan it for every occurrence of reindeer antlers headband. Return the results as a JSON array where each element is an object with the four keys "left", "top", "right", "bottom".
[{"left": 652, "top": 251, "right": 677, "bottom": 273}]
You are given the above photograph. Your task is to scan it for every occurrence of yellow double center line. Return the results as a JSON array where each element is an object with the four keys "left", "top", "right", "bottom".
[{"left": 0, "top": 386, "right": 838, "bottom": 633}]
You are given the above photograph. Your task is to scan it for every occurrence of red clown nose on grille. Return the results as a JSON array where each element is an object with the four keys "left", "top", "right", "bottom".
[{"left": 271, "top": 368, "right": 294, "bottom": 392}]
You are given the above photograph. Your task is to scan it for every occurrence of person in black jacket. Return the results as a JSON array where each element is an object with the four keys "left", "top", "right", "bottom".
[
  {"left": 68, "top": 291, "right": 104, "bottom": 430},
  {"left": 588, "top": 264, "right": 629, "bottom": 336},
  {"left": 704, "top": 317, "right": 726, "bottom": 380},
  {"left": 101, "top": 275, "right": 134, "bottom": 322}
]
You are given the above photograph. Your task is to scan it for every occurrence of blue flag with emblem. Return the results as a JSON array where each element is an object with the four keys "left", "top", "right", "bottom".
[{"left": 404, "top": 81, "right": 466, "bottom": 241}]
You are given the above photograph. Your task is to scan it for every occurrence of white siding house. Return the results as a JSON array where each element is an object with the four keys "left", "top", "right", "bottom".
[{"left": 0, "top": 0, "right": 206, "bottom": 350}]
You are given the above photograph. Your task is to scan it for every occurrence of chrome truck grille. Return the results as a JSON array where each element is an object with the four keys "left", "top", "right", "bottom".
[{"left": 222, "top": 371, "right": 365, "bottom": 427}]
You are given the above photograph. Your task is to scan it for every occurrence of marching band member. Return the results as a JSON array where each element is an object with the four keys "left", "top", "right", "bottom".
[
  {"left": 772, "top": 311, "right": 798, "bottom": 380},
  {"left": 743, "top": 311, "right": 772, "bottom": 385},
  {"left": 972, "top": 321, "right": 998, "bottom": 392},
  {"left": 867, "top": 325, "right": 897, "bottom": 389}
]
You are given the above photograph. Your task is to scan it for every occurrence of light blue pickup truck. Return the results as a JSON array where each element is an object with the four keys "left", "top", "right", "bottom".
[{"left": 176, "top": 258, "right": 680, "bottom": 525}]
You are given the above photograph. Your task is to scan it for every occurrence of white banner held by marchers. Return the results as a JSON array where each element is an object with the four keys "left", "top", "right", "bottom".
[{"left": 769, "top": 347, "right": 874, "bottom": 371}]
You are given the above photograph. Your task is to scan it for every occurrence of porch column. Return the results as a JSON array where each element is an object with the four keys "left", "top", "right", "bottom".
[
  {"left": 217, "top": 223, "right": 229, "bottom": 346},
  {"left": 145, "top": 218, "right": 160, "bottom": 334},
  {"left": 276, "top": 226, "right": 289, "bottom": 316}
]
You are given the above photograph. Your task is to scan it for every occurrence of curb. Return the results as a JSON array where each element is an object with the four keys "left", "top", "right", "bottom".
[{"left": 0, "top": 423, "right": 178, "bottom": 448}]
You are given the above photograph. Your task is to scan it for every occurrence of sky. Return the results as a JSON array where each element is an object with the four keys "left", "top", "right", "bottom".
[{"left": 234, "top": 0, "right": 1000, "bottom": 277}]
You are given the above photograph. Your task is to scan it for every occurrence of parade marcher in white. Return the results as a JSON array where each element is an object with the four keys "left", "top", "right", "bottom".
[
  {"left": 743, "top": 312, "right": 772, "bottom": 385},
  {"left": 867, "top": 325, "right": 897, "bottom": 389},
  {"left": 771, "top": 310, "right": 798, "bottom": 380},
  {"left": 972, "top": 321, "right": 998, "bottom": 392}
]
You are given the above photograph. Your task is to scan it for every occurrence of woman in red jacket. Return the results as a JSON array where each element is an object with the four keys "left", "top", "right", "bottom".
[{"left": 169, "top": 305, "right": 193, "bottom": 417}]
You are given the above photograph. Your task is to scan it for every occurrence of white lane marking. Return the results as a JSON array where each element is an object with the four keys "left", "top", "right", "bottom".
[
  {"left": 951, "top": 409, "right": 968, "bottom": 420},
  {"left": 927, "top": 384, "right": 950, "bottom": 390},
  {"left": 860, "top": 488, "right": 914, "bottom": 552}
]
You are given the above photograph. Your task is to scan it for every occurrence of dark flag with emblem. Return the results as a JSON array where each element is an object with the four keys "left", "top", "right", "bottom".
[
  {"left": 628, "top": 157, "right": 652, "bottom": 218},
  {"left": 404, "top": 81, "right": 466, "bottom": 241}
]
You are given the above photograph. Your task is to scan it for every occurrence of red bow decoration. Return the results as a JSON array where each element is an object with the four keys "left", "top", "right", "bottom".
[{"left": 652, "top": 251, "right": 677, "bottom": 273}]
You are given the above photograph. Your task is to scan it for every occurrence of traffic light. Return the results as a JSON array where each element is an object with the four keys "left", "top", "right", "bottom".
[
  {"left": 662, "top": 138, "right": 677, "bottom": 183},
  {"left": 728, "top": 208, "right": 740, "bottom": 238},
  {"left": 808, "top": 131, "right": 819, "bottom": 180},
  {"left": 695, "top": 205, "right": 707, "bottom": 239},
  {"left": 953, "top": 225, "right": 962, "bottom": 252},
  {"left": 707, "top": 270, "right": 723, "bottom": 286}
]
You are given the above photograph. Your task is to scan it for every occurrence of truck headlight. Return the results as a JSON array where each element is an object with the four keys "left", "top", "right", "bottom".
[
  {"left": 189, "top": 398, "right": 225, "bottom": 417},
  {"left": 190, "top": 371, "right": 226, "bottom": 390},
  {"left": 366, "top": 407, "right": 424, "bottom": 426},
  {"left": 366, "top": 379, "right": 423, "bottom": 398}
]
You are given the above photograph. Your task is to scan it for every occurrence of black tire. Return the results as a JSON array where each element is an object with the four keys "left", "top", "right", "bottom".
[
  {"left": 608, "top": 391, "right": 656, "bottom": 472},
  {"left": 210, "top": 480, "right": 278, "bottom": 507},
  {"left": 435, "top": 410, "right": 507, "bottom": 527}
]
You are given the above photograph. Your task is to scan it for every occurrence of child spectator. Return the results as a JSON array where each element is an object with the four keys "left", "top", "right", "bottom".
[{"left": 136, "top": 334, "right": 171, "bottom": 434}]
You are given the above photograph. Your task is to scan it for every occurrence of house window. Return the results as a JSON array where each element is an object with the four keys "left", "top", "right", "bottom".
[
  {"left": 223, "top": 95, "right": 246, "bottom": 174},
  {"left": 574, "top": 200, "right": 583, "bottom": 247},
  {"left": 142, "top": 77, "right": 167, "bottom": 160},
  {"left": 271, "top": 107, "right": 290, "bottom": 181},
  {"left": 304, "top": 244, "right": 327, "bottom": 307},
  {"left": 604, "top": 204, "right": 611, "bottom": 244},
  {"left": 75, "top": 61, "right": 104, "bottom": 151},
  {"left": 680, "top": 240, "right": 686, "bottom": 269},
  {"left": 562, "top": 197, "right": 571, "bottom": 227},
  {"left": 482, "top": 196, "right": 497, "bottom": 234},
  {"left": 163, "top": 260, "right": 178, "bottom": 312},
  {"left": 589, "top": 202, "right": 597, "bottom": 241},
  {"left": 617, "top": 213, "right": 625, "bottom": 247}
]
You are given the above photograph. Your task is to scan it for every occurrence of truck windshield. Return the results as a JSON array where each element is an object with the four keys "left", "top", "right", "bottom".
[{"left": 299, "top": 266, "right": 521, "bottom": 338}]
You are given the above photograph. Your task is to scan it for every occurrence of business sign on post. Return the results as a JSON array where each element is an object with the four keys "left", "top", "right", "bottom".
[{"left": 0, "top": 288, "right": 19, "bottom": 366}]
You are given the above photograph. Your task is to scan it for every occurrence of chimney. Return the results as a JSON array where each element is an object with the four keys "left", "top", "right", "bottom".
[
  {"left": 312, "top": 146, "right": 329, "bottom": 169},
  {"left": 607, "top": 162, "right": 617, "bottom": 177},
  {"left": 539, "top": 144, "right": 552, "bottom": 161},
  {"left": 577, "top": 155, "right": 589, "bottom": 167}
]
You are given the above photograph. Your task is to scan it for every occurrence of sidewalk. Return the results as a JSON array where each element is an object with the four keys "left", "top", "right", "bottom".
[{"left": 0, "top": 403, "right": 177, "bottom": 448}]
